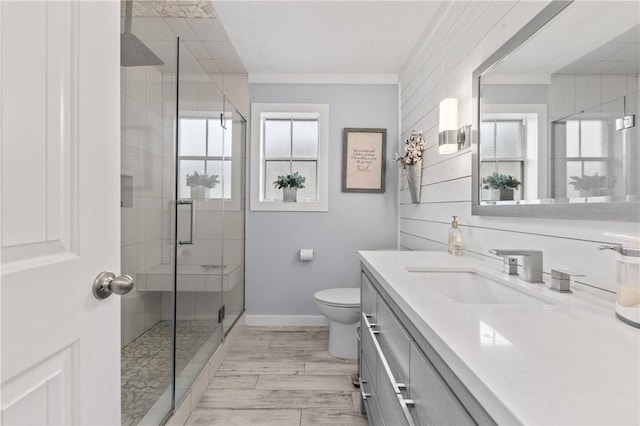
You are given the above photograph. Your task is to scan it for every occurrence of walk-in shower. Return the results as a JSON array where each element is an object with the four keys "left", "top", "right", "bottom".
[{"left": 120, "top": 3, "right": 246, "bottom": 424}]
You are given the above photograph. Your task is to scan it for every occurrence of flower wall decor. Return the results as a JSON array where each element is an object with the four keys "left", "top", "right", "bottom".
[
  {"left": 394, "top": 130, "right": 425, "bottom": 203},
  {"left": 394, "top": 130, "right": 425, "bottom": 168}
]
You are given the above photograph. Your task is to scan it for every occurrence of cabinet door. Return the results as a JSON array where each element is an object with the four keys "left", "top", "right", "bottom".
[
  {"left": 409, "top": 343, "right": 475, "bottom": 426},
  {"left": 361, "top": 314, "right": 377, "bottom": 389},
  {"left": 361, "top": 272, "right": 377, "bottom": 319}
]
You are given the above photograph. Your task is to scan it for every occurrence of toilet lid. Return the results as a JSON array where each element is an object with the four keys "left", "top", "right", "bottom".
[{"left": 314, "top": 288, "right": 360, "bottom": 307}]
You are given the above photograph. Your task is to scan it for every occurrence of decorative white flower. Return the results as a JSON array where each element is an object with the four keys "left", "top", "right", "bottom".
[{"left": 394, "top": 130, "right": 425, "bottom": 168}]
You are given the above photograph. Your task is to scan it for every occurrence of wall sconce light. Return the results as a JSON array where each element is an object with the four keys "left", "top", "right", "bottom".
[{"left": 438, "top": 98, "right": 471, "bottom": 154}]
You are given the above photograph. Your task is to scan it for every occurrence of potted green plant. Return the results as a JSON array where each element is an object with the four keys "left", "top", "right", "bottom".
[
  {"left": 186, "top": 170, "right": 220, "bottom": 199},
  {"left": 569, "top": 173, "right": 616, "bottom": 197},
  {"left": 273, "top": 171, "right": 306, "bottom": 202},
  {"left": 482, "top": 173, "right": 521, "bottom": 201}
]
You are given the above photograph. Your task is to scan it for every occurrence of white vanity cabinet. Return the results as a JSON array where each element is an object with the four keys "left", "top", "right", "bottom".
[{"left": 360, "top": 268, "right": 494, "bottom": 426}]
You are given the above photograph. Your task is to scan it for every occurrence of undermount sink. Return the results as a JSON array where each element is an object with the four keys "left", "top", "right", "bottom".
[{"left": 407, "top": 268, "right": 552, "bottom": 305}]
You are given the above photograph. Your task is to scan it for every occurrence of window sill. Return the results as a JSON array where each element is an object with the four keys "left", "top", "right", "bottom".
[
  {"left": 177, "top": 198, "right": 241, "bottom": 211},
  {"left": 250, "top": 199, "right": 328, "bottom": 212}
]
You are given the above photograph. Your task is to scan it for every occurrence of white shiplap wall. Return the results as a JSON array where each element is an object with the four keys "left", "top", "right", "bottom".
[{"left": 397, "top": 1, "right": 640, "bottom": 294}]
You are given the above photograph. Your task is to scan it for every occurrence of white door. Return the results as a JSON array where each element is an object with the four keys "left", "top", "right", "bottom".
[{"left": 1, "top": 1, "right": 122, "bottom": 424}]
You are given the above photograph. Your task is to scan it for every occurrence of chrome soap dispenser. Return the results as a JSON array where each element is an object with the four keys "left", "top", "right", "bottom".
[
  {"left": 448, "top": 216, "right": 464, "bottom": 256},
  {"left": 598, "top": 233, "right": 640, "bottom": 328}
]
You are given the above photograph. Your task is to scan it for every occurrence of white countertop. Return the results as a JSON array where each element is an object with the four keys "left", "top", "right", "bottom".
[{"left": 359, "top": 250, "right": 640, "bottom": 425}]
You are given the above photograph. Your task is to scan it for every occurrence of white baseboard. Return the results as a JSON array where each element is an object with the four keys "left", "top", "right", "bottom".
[{"left": 245, "top": 315, "right": 329, "bottom": 327}]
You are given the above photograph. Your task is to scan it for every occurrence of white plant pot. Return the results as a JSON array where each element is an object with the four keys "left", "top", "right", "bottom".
[
  {"left": 283, "top": 187, "right": 297, "bottom": 202},
  {"left": 581, "top": 188, "right": 610, "bottom": 197},
  {"left": 491, "top": 188, "right": 514, "bottom": 201},
  {"left": 190, "top": 186, "right": 206, "bottom": 199}
]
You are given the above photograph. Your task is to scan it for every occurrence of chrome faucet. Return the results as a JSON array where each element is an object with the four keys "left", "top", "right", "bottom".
[{"left": 489, "top": 249, "right": 544, "bottom": 283}]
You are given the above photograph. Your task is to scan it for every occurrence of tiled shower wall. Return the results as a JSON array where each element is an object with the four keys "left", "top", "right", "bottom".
[
  {"left": 121, "top": 66, "right": 164, "bottom": 346},
  {"left": 397, "top": 1, "right": 639, "bottom": 294}
]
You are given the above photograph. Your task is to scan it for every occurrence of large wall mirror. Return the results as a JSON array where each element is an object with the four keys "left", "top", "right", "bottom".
[{"left": 472, "top": 0, "right": 639, "bottom": 221}]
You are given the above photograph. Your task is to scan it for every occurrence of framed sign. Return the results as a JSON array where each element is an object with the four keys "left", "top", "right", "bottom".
[{"left": 342, "top": 128, "right": 386, "bottom": 193}]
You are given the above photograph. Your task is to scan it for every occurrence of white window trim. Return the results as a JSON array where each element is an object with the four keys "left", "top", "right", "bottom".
[{"left": 250, "top": 103, "right": 329, "bottom": 211}]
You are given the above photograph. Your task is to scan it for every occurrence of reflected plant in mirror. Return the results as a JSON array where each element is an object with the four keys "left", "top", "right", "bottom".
[
  {"left": 569, "top": 173, "right": 616, "bottom": 197},
  {"left": 482, "top": 173, "right": 521, "bottom": 201},
  {"left": 472, "top": 0, "right": 639, "bottom": 220}
]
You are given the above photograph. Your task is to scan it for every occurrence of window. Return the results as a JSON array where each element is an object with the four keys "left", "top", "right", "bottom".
[
  {"left": 178, "top": 116, "right": 232, "bottom": 199},
  {"left": 250, "top": 103, "right": 329, "bottom": 211},
  {"left": 480, "top": 119, "right": 525, "bottom": 201},
  {"left": 263, "top": 118, "right": 318, "bottom": 201}
]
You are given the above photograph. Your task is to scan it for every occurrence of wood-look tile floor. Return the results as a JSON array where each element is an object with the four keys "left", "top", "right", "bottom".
[{"left": 187, "top": 326, "right": 368, "bottom": 426}]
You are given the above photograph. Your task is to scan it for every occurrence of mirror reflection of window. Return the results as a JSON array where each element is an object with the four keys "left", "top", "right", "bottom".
[
  {"left": 552, "top": 95, "right": 634, "bottom": 199},
  {"left": 566, "top": 120, "right": 611, "bottom": 198},
  {"left": 480, "top": 119, "right": 525, "bottom": 201}
]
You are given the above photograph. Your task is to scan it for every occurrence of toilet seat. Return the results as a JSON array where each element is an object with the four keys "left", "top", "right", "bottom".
[{"left": 314, "top": 288, "right": 360, "bottom": 308}]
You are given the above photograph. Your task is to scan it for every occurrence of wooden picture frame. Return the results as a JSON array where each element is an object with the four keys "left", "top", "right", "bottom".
[{"left": 342, "top": 128, "right": 386, "bottom": 193}]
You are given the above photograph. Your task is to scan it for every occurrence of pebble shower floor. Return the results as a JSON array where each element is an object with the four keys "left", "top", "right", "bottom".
[{"left": 121, "top": 320, "right": 218, "bottom": 426}]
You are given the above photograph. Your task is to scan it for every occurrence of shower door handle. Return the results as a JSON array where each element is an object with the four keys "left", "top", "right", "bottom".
[
  {"left": 92, "top": 271, "right": 135, "bottom": 299},
  {"left": 177, "top": 200, "right": 194, "bottom": 245}
]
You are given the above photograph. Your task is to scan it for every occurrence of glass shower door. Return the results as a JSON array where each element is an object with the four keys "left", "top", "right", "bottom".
[
  {"left": 173, "top": 39, "right": 224, "bottom": 407},
  {"left": 222, "top": 103, "right": 246, "bottom": 335}
]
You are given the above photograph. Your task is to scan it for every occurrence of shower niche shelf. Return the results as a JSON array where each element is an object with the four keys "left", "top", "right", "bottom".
[{"left": 136, "top": 264, "right": 241, "bottom": 292}]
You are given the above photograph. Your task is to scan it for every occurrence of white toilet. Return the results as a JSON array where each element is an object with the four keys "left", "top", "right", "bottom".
[{"left": 314, "top": 287, "right": 361, "bottom": 360}]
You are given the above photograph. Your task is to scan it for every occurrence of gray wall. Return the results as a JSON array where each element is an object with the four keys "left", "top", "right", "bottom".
[{"left": 246, "top": 84, "right": 398, "bottom": 317}]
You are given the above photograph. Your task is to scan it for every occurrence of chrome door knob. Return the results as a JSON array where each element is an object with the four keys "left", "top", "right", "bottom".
[{"left": 92, "top": 271, "right": 135, "bottom": 299}]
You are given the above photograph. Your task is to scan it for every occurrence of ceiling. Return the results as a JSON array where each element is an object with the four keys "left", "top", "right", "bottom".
[
  {"left": 123, "top": 1, "right": 216, "bottom": 18},
  {"left": 556, "top": 25, "right": 639, "bottom": 75},
  {"left": 490, "top": 1, "right": 639, "bottom": 77},
  {"left": 127, "top": 1, "right": 442, "bottom": 78},
  {"left": 212, "top": 1, "right": 442, "bottom": 75},
  {"left": 124, "top": 0, "right": 246, "bottom": 74}
]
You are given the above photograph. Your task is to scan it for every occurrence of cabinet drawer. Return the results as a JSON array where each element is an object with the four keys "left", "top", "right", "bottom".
[
  {"left": 409, "top": 343, "right": 475, "bottom": 426},
  {"left": 376, "top": 354, "right": 412, "bottom": 426},
  {"left": 363, "top": 312, "right": 414, "bottom": 426},
  {"left": 376, "top": 298, "right": 411, "bottom": 388},
  {"left": 361, "top": 351, "right": 383, "bottom": 426}
]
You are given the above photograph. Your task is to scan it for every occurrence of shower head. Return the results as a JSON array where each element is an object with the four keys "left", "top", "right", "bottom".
[{"left": 121, "top": 0, "right": 164, "bottom": 67}]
